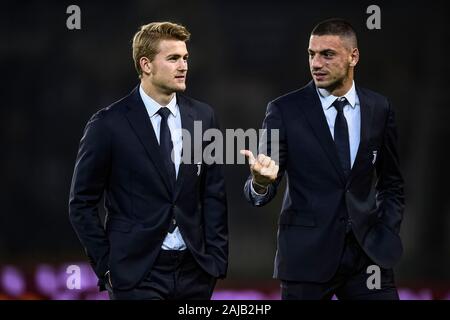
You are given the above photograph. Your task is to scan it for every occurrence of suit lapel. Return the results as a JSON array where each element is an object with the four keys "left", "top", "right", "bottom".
[
  {"left": 174, "top": 93, "right": 196, "bottom": 200},
  {"left": 124, "top": 86, "right": 173, "bottom": 194},
  {"left": 299, "top": 81, "right": 347, "bottom": 185},
  {"left": 347, "top": 86, "right": 374, "bottom": 185}
]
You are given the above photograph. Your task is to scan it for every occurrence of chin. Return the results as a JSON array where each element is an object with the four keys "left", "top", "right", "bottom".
[
  {"left": 167, "top": 84, "right": 186, "bottom": 93},
  {"left": 314, "top": 80, "right": 328, "bottom": 88},
  {"left": 175, "top": 81, "right": 186, "bottom": 89},
  {"left": 315, "top": 79, "right": 338, "bottom": 91}
]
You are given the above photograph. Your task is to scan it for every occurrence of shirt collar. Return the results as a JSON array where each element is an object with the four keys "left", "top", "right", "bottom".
[
  {"left": 316, "top": 81, "right": 357, "bottom": 110},
  {"left": 139, "top": 85, "right": 178, "bottom": 118}
]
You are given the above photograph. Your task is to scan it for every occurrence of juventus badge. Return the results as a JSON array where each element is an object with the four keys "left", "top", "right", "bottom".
[
  {"left": 372, "top": 150, "right": 378, "bottom": 164},
  {"left": 196, "top": 162, "right": 202, "bottom": 176}
]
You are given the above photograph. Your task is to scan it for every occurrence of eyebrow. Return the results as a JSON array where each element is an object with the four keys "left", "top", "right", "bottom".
[
  {"left": 308, "top": 49, "right": 336, "bottom": 54},
  {"left": 166, "top": 54, "right": 189, "bottom": 59}
]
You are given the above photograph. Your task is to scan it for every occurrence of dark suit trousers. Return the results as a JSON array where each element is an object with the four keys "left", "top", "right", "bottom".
[
  {"left": 107, "top": 250, "right": 217, "bottom": 300},
  {"left": 281, "top": 232, "right": 399, "bottom": 300}
]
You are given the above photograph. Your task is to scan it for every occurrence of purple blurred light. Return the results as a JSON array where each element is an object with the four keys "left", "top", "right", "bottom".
[
  {"left": 85, "top": 292, "right": 109, "bottom": 300},
  {"left": 1, "top": 266, "right": 26, "bottom": 297},
  {"left": 35, "top": 264, "right": 58, "bottom": 295},
  {"left": 398, "top": 289, "right": 433, "bottom": 300},
  {"left": 0, "top": 262, "right": 448, "bottom": 300},
  {"left": 51, "top": 291, "right": 79, "bottom": 300},
  {"left": 212, "top": 290, "right": 279, "bottom": 300}
]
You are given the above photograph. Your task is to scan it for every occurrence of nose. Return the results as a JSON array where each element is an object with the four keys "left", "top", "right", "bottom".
[
  {"left": 310, "top": 54, "right": 323, "bottom": 70},
  {"left": 178, "top": 59, "right": 188, "bottom": 71}
]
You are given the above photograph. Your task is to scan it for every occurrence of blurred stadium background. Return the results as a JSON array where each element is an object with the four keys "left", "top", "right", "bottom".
[{"left": 1, "top": 0, "right": 449, "bottom": 299}]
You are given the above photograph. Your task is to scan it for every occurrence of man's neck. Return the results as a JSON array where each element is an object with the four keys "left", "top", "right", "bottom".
[
  {"left": 328, "top": 78, "right": 353, "bottom": 97},
  {"left": 323, "top": 68, "right": 355, "bottom": 97},
  {"left": 140, "top": 81, "right": 174, "bottom": 106}
]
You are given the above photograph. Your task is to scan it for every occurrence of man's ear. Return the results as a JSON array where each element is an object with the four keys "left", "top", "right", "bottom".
[
  {"left": 140, "top": 57, "right": 152, "bottom": 74},
  {"left": 349, "top": 48, "right": 359, "bottom": 67}
]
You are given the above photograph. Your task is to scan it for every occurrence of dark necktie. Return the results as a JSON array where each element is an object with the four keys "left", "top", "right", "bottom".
[
  {"left": 332, "top": 97, "right": 351, "bottom": 177},
  {"left": 158, "top": 107, "right": 177, "bottom": 233},
  {"left": 158, "top": 107, "right": 177, "bottom": 187}
]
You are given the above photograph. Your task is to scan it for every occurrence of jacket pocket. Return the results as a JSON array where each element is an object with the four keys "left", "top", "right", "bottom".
[{"left": 278, "top": 211, "right": 316, "bottom": 227}]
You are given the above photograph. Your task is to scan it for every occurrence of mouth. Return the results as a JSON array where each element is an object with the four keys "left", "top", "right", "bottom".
[
  {"left": 175, "top": 75, "right": 186, "bottom": 81},
  {"left": 312, "top": 72, "right": 328, "bottom": 81}
]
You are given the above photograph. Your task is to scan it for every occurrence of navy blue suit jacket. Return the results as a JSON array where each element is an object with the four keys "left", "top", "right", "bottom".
[
  {"left": 69, "top": 86, "right": 228, "bottom": 290},
  {"left": 244, "top": 81, "right": 404, "bottom": 283}
]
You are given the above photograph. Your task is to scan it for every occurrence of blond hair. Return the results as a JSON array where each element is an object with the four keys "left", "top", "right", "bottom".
[{"left": 132, "top": 22, "right": 191, "bottom": 77}]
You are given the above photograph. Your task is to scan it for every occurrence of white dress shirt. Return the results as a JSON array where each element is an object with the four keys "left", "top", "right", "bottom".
[
  {"left": 139, "top": 85, "right": 186, "bottom": 250},
  {"left": 316, "top": 81, "right": 360, "bottom": 167},
  {"left": 251, "top": 81, "right": 361, "bottom": 201}
]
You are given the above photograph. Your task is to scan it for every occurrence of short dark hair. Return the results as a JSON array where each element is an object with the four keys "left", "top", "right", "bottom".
[{"left": 311, "top": 18, "right": 358, "bottom": 48}]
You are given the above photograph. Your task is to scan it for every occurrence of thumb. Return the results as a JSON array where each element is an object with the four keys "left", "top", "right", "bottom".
[{"left": 240, "top": 150, "right": 256, "bottom": 165}]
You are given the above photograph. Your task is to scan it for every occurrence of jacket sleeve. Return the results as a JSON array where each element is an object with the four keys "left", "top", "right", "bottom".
[
  {"left": 375, "top": 101, "right": 405, "bottom": 234},
  {"left": 244, "top": 101, "right": 287, "bottom": 207},
  {"left": 69, "top": 111, "right": 111, "bottom": 280},
  {"left": 201, "top": 110, "right": 228, "bottom": 278}
]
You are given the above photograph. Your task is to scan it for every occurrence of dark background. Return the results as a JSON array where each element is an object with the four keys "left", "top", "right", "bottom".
[{"left": 1, "top": 0, "right": 449, "bottom": 294}]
